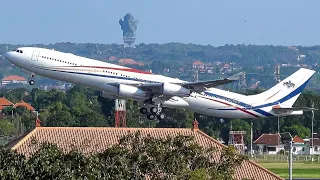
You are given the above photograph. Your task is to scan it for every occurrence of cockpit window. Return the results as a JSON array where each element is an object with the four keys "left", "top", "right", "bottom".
[{"left": 15, "top": 49, "right": 23, "bottom": 53}]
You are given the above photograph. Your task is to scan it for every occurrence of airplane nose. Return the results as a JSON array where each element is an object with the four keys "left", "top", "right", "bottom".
[{"left": 3, "top": 52, "right": 12, "bottom": 61}]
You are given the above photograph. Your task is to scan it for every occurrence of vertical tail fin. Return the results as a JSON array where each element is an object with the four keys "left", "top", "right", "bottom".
[{"left": 248, "top": 68, "right": 315, "bottom": 107}]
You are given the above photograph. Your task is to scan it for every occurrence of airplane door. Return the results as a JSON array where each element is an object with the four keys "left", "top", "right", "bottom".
[{"left": 31, "top": 50, "right": 40, "bottom": 61}]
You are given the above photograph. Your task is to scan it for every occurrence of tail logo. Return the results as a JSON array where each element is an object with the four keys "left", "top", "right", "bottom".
[{"left": 283, "top": 80, "right": 295, "bottom": 88}]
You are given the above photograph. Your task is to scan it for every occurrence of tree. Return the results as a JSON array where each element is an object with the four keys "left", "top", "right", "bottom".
[
  {"left": 43, "top": 102, "right": 75, "bottom": 127},
  {"left": 0, "top": 119, "right": 14, "bottom": 136},
  {"left": 283, "top": 124, "right": 310, "bottom": 138},
  {"left": 0, "top": 133, "right": 247, "bottom": 179},
  {"left": 156, "top": 108, "right": 194, "bottom": 128}
]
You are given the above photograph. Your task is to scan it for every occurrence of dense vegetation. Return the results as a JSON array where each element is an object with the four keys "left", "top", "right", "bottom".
[
  {"left": 0, "top": 133, "right": 246, "bottom": 180},
  {"left": 0, "top": 86, "right": 319, "bottom": 148}
]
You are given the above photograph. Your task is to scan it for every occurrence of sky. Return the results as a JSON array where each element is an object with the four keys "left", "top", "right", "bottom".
[{"left": 1, "top": 0, "right": 320, "bottom": 46}]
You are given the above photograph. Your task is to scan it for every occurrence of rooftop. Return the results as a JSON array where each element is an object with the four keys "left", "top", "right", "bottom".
[
  {"left": 254, "top": 133, "right": 306, "bottom": 145},
  {"left": 293, "top": 135, "right": 304, "bottom": 143},
  {"left": 6, "top": 127, "right": 282, "bottom": 180},
  {"left": 0, "top": 97, "right": 14, "bottom": 106},
  {"left": 2, "top": 75, "right": 27, "bottom": 81},
  {"left": 13, "top": 100, "right": 36, "bottom": 111},
  {"left": 254, "top": 133, "right": 281, "bottom": 145},
  {"left": 192, "top": 60, "right": 204, "bottom": 65}
]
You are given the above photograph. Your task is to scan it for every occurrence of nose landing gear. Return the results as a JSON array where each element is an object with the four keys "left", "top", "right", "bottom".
[{"left": 29, "top": 80, "right": 35, "bottom": 85}]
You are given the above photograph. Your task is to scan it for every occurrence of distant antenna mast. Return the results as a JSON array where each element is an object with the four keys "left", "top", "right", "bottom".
[
  {"left": 274, "top": 64, "right": 281, "bottom": 83},
  {"left": 193, "top": 70, "right": 199, "bottom": 82},
  {"left": 274, "top": 64, "right": 281, "bottom": 137}
]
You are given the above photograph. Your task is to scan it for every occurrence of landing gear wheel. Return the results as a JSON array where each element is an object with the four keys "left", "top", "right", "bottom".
[
  {"left": 29, "top": 80, "right": 35, "bottom": 85},
  {"left": 139, "top": 107, "right": 148, "bottom": 114},
  {"left": 147, "top": 114, "right": 156, "bottom": 120},
  {"left": 157, "top": 113, "right": 166, "bottom": 120},
  {"left": 150, "top": 107, "right": 158, "bottom": 114}
]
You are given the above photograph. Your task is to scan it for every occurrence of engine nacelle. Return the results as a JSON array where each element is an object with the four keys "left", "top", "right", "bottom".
[
  {"left": 118, "top": 84, "right": 147, "bottom": 99},
  {"left": 162, "top": 83, "right": 191, "bottom": 96}
]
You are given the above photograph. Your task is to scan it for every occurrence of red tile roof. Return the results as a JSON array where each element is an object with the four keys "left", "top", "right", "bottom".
[
  {"left": 6, "top": 127, "right": 283, "bottom": 180},
  {"left": 192, "top": 60, "right": 204, "bottom": 65},
  {"left": 254, "top": 133, "right": 281, "bottom": 145},
  {"left": 2, "top": 75, "right": 27, "bottom": 81},
  {"left": 293, "top": 135, "right": 304, "bottom": 143},
  {"left": 118, "top": 58, "right": 137, "bottom": 64},
  {"left": 0, "top": 97, "right": 13, "bottom": 106},
  {"left": 13, "top": 100, "right": 36, "bottom": 111},
  {"left": 108, "top": 56, "right": 117, "bottom": 61},
  {"left": 118, "top": 59, "right": 144, "bottom": 66}
]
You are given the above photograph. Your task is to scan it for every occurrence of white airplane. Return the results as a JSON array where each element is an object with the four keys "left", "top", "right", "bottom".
[{"left": 3, "top": 47, "right": 316, "bottom": 120}]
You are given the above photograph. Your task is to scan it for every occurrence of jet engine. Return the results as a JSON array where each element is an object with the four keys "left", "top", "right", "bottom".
[
  {"left": 118, "top": 84, "right": 147, "bottom": 99},
  {"left": 162, "top": 83, "right": 191, "bottom": 96},
  {"left": 99, "top": 84, "right": 147, "bottom": 100}
]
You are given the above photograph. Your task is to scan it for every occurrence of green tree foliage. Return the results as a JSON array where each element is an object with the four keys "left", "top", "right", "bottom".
[
  {"left": 0, "top": 88, "right": 29, "bottom": 104},
  {"left": 283, "top": 125, "right": 310, "bottom": 138},
  {"left": 156, "top": 108, "right": 194, "bottom": 128},
  {"left": 0, "top": 120, "right": 14, "bottom": 136},
  {"left": 2, "top": 83, "right": 320, "bottom": 148},
  {"left": 0, "top": 133, "right": 247, "bottom": 179}
]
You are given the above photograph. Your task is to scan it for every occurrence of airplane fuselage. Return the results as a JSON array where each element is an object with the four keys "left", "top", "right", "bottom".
[{"left": 4, "top": 47, "right": 314, "bottom": 119}]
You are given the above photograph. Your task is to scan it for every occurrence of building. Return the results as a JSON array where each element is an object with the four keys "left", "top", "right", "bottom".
[
  {"left": 1, "top": 75, "right": 27, "bottom": 86},
  {"left": 118, "top": 58, "right": 144, "bottom": 66},
  {"left": 0, "top": 98, "right": 35, "bottom": 114},
  {"left": 5, "top": 126, "right": 282, "bottom": 180},
  {"left": 254, "top": 133, "right": 308, "bottom": 155},
  {"left": 192, "top": 60, "right": 204, "bottom": 69},
  {"left": 108, "top": 56, "right": 117, "bottom": 61},
  {"left": 305, "top": 133, "right": 320, "bottom": 155},
  {"left": 13, "top": 100, "right": 36, "bottom": 111},
  {"left": 0, "top": 97, "right": 14, "bottom": 113}
]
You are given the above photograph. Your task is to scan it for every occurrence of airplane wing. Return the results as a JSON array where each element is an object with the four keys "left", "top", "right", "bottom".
[
  {"left": 137, "top": 72, "right": 244, "bottom": 92},
  {"left": 177, "top": 72, "right": 243, "bottom": 91},
  {"left": 103, "top": 72, "right": 243, "bottom": 98}
]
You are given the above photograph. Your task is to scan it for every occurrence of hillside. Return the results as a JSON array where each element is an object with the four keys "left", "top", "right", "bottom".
[{"left": 0, "top": 43, "right": 319, "bottom": 90}]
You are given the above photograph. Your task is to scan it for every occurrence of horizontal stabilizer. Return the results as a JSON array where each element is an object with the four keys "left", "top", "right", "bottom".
[{"left": 272, "top": 106, "right": 317, "bottom": 114}]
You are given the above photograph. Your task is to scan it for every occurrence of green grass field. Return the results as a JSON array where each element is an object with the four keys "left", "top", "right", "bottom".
[{"left": 259, "top": 162, "right": 320, "bottom": 178}]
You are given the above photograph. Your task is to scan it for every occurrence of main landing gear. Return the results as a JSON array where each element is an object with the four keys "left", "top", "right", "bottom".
[
  {"left": 139, "top": 104, "right": 166, "bottom": 121},
  {"left": 28, "top": 73, "right": 35, "bottom": 85}
]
